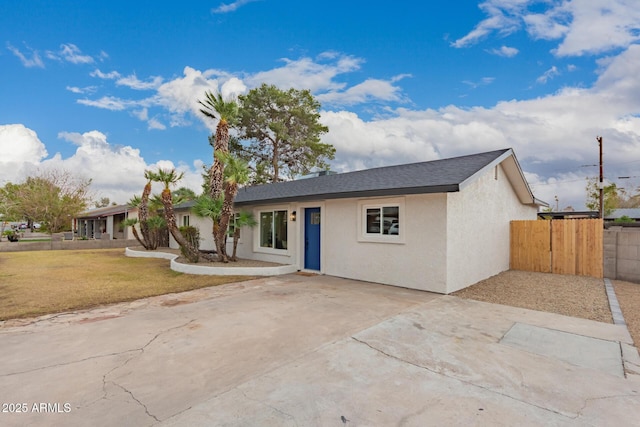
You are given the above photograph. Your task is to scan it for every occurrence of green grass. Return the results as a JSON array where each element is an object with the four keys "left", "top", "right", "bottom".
[{"left": 0, "top": 249, "right": 255, "bottom": 320}]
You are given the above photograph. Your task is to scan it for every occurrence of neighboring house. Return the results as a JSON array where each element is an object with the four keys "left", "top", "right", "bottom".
[
  {"left": 171, "top": 148, "right": 543, "bottom": 294},
  {"left": 606, "top": 208, "right": 640, "bottom": 222},
  {"left": 75, "top": 205, "right": 134, "bottom": 240},
  {"left": 537, "top": 211, "right": 599, "bottom": 220}
]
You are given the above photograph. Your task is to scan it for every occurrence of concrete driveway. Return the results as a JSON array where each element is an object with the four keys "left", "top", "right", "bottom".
[{"left": 1, "top": 274, "right": 639, "bottom": 426}]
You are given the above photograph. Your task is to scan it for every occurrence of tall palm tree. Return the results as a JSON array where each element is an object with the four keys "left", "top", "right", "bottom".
[
  {"left": 199, "top": 91, "right": 240, "bottom": 261},
  {"left": 198, "top": 91, "right": 239, "bottom": 200},
  {"left": 230, "top": 210, "right": 257, "bottom": 261},
  {"left": 138, "top": 170, "right": 157, "bottom": 249},
  {"left": 191, "top": 193, "right": 224, "bottom": 259},
  {"left": 216, "top": 152, "right": 250, "bottom": 262},
  {"left": 152, "top": 168, "right": 200, "bottom": 262}
]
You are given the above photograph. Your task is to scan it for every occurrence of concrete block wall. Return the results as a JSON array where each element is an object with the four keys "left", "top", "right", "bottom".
[
  {"left": 604, "top": 227, "right": 640, "bottom": 283},
  {"left": 0, "top": 239, "right": 136, "bottom": 253}
]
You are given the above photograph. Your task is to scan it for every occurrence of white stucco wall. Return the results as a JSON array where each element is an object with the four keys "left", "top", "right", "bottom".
[
  {"left": 445, "top": 164, "right": 538, "bottom": 293},
  {"left": 323, "top": 194, "right": 449, "bottom": 293},
  {"left": 169, "top": 212, "right": 217, "bottom": 251}
]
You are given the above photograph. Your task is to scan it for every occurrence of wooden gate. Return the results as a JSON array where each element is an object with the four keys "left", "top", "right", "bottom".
[{"left": 510, "top": 219, "right": 603, "bottom": 278}]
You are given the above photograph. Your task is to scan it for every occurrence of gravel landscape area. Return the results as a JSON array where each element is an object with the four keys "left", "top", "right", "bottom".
[{"left": 453, "top": 270, "right": 640, "bottom": 349}]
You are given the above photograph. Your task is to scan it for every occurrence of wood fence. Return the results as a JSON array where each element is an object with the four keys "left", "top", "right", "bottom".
[{"left": 510, "top": 219, "right": 603, "bottom": 278}]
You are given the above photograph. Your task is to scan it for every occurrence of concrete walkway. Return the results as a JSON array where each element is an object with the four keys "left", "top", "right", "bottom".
[{"left": 1, "top": 275, "right": 639, "bottom": 426}]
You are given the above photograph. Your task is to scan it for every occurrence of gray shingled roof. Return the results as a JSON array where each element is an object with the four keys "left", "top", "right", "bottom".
[
  {"left": 77, "top": 204, "right": 130, "bottom": 219},
  {"left": 234, "top": 148, "right": 512, "bottom": 206}
]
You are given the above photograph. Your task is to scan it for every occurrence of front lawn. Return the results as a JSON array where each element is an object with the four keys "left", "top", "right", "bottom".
[{"left": 0, "top": 249, "right": 255, "bottom": 320}]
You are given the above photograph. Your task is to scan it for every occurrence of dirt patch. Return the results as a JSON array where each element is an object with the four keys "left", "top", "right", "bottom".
[
  {"left": 453, "top": 270, "right": 613, "bottom": 323},
  {"left": 612, "top": 280, "right": 640, "bottom": 347}
]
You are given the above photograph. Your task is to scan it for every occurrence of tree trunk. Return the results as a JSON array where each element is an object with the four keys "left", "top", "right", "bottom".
[
  {"left": 217, "top": 183, "right": 237, "bottom": 263},
  {"left": 161, "top": 189, "right": 199, "bottom": 262},
  {"left": 231, "top": 229, "right": 240, "bottom": 261},
  {"left": 210, "top": 121, "right": 229, "bottom": 200},
  {"left": 139, "top": 182, "right": 152, "bottom": 247},
  {"left": 272, "top": 140, "right": 279, "bottom": 182},
  {"left": 130, "top": 226, "right": 147, "bottom": 249}
]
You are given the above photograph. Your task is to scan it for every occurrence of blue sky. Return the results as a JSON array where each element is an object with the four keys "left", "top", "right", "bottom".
[{"left": 1, "top": 0, "right": 640, "bottom": 209}]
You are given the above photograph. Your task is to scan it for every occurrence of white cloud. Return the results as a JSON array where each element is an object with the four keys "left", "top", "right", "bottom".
[
  {"left": 90, "top": 69, "right": 121, "bottom": 80},
  {"left": 0, "top": 124, "right": 48, "bottom": 167},
  {"left": 462, "top": 77, "right": 496, "bottom": 89},
  {"left": 245, "top": 53, "right": 408, "bottom": 107},
  {"left": 316, "top": 77, "right": 407, "bottom": 106},
  {"left": 132, "top": 108, "right": 149, "bottom": 121},
  {"left": 155, "top": 66, "right": 223, "bottom": 130},
  {"left": 0, "top": 128, "right": 203, "bottom": 204},
  {"left": 6, "top": 43, "right": 44, "bottom": 68},
  {"left": 320, "top": 45, "right": 640, "bottom": 210},
  {"left": 489, "top": 45, "right": 519, "bottom": 57},
  {"left": 452, "top": 0, "right": 525, "bottom": 48},
  {"left": 536, "top": 66, "right": 560, "bottom": 84},
  {"left": 147, "top": 118, "right": 166, "bottom": 130},
  {"left": 117, "top": 74, "right": 164, "bottom": 90},
  {"left": 246, "top": 53, "right": 362, "bottom": 93},
  {"left": 212, "top": 0, "right": 259, "bottom": 14},
  {"left": 59, "top": 43, "right": 94, "bottom": 64},
  {"left": 455, "top": 0, "right": 640, "bottom": 56},
  {"left": 77, "top": 96, "right": 132, "bottom": 111},
  {"left": 75, "top": 53, "right": 408, "bottom": 132},
  {"left": 66, "top": 85, "right": 97, "bottom": 94}
]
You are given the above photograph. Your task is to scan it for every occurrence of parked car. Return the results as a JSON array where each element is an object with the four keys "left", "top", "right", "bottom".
[{"left": 389, "top": 223, "right": 399, "bottom": 235}]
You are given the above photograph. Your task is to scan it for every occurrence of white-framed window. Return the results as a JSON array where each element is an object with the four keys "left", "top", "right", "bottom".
[
  {"left": 259, "top": 209, "right": 288, "bottom": 250},
  {"left": 182, "top": 215, "right": 190, "bottom": 227},
  {"left": 358, "top": 198, "right": 405, "bottom": 244}
]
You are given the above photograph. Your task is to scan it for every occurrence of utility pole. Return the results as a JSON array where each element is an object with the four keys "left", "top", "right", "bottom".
[{"left": 597, "top": 136, "right": 604, "bottom": 218}]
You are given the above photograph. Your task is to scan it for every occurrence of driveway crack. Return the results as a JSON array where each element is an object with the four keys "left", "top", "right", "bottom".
[
  {"left": 350, "top": 336, "right": 580, "bottom": 419},
  {"left": 98, "top": 319, "right": 197, "bottom": 421},
  {"left": 240, "top": 389, "right": 299, "bottom": 426}
]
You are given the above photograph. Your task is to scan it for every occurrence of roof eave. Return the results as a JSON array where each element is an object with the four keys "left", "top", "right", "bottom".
[{"left": 234, "top": 184, "right": 460, "bottom": 206}]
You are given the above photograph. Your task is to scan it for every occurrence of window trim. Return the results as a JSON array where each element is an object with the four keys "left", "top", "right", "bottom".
[{"left": 357, "top": 197, "right": 405, "bottom": 244}]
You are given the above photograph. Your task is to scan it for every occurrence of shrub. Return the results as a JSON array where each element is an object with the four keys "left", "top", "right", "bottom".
[{"left": 614, "top": 215, "right": 635, "bottom": 223}]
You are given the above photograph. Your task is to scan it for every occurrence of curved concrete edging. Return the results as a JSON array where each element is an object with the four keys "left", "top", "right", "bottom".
[
  {"left": 125, "top": 247, "right": 177, "bottom": 260},
  {"left": 125, "top": 247, "right": 298, "bottom": 276}
]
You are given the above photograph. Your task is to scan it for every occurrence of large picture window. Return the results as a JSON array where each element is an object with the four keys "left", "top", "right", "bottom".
[{"left": 260, "top": 210, "right": 288, "bottom": 250}]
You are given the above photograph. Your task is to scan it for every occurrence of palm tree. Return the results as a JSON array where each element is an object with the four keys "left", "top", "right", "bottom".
[
  {"left": 199, "top": 91, "right": 240, "bottom": 261},
  {"left": 122, "top": 217, "right": 146, "bottom": 248},
  {"left": 216, "top": 152, "right": 250, "bottom": 262},
  {"left": 172, "top": 186, "right": 197, "bottom": 203},
  {"left": 152, "top": 168, "right": 200, "bottom": 262},
  {"left": 198, "top": 91, "right": 239, "bottom": 200},
  {"left": 191, "top": 193, "right": 224, "bottom": 259},
  {"left": 230, "top": 210, "right": 257, "bottom": 261},
  {"left": 129, "top": 193, "right": 168, "bottom": 249},
  {"left": 138, "top": 170, "right": 156, "bottom": 249}
]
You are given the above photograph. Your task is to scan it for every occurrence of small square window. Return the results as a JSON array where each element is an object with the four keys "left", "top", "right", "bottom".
[{"left": 359, "top": 199, "right": 404, "bottom": 244}]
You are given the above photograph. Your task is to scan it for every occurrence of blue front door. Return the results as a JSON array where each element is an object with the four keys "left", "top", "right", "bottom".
[{"left": 304, "top": 207, "right": 321, "bottom": 271}]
